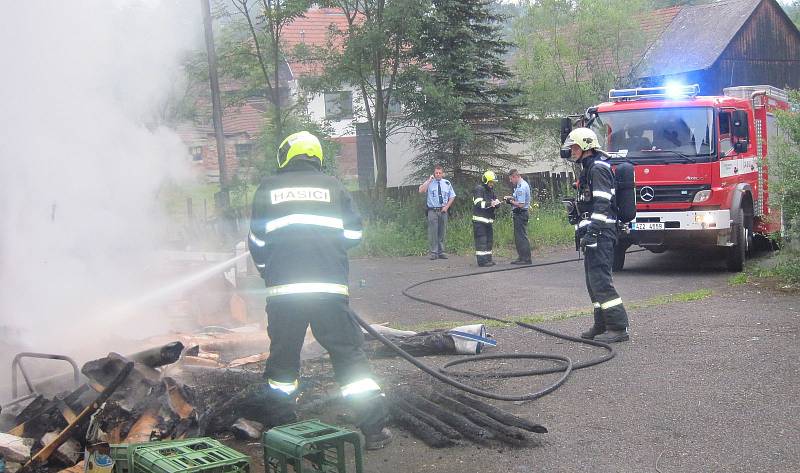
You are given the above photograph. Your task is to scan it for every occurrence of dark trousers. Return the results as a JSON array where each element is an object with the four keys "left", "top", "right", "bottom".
[
  {"left": 513, "top": 210, "right": 532, "bottom": 262},
  {"left": 265, "top": 295, "right": 387, "bottom": 432},
  {"left": 473, "top": 221, "right": 494, "bottom": 265},
  {"left": 583, "top": 230, "right": 629, "bottom": 331}
]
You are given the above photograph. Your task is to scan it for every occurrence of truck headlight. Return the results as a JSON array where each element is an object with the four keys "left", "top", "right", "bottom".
[{"left": 693, "top": 190, "right": 712, "bottom": 203}]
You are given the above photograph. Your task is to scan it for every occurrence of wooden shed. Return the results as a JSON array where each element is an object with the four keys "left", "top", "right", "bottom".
[{"left": 633, "top": 0, "right": 800, "bottom": 94}]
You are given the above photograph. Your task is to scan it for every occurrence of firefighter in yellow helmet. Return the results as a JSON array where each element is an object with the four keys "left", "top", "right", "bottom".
[
  {"left": 562, "top": 127, "right": 630, "bottom": 343},
  {"left": 472, "top": 170, "right": 502, "bottom": 266},
  {"left": 248, "top": 131, "right": 393, "bottom": 449}
]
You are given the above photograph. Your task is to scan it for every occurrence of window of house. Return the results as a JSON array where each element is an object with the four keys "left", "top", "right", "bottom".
[
  {"left": 190, "top": 146, "right": 203, "bottom": 162},
  {"left": 324, "top": 91, "right": 353, "bottom": 120},
  {"left": 235, "top": 143, "right": 253, "bottom": 161},
  {"left": 387, "top": 96, "right": 402, "bottom": 115}
]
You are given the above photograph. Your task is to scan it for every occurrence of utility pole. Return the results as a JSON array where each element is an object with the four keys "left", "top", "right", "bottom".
[{"left": 201, "top": 0, "right": 229, "bottom": 209}]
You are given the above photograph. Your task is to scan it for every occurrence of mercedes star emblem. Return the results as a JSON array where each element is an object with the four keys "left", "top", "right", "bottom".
[{"left": 640, "top": 186, "right": 655, "bottom": 202}]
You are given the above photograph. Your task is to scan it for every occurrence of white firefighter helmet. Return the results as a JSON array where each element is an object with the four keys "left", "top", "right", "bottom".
[{"left": 563, "top": 127, "right": 600, "bottom": 151}]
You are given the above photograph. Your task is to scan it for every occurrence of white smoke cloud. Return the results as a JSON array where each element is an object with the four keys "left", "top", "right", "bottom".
[{"left": 0, "top": 0, "right": 205, "bottom": 380}]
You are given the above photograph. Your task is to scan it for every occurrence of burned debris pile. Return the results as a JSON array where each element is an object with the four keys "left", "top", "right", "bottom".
[{"left": 0, "top": 341, "right": 282, "bottom": 473}]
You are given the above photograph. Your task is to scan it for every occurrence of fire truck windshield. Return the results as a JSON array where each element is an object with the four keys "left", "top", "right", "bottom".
[{"left": 591, "top": 107, "right": 715, "bottom": 163}]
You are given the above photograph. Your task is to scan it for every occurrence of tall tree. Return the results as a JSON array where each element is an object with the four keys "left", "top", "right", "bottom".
[
  {"left": 311, "top": 0, "right": 425, "bottom": 191},
  {"left": 218, "top": 0, "right": 311, "bottom": 144},
  {"left": 512, "top": 0, "right": 648, "bottom": 160},
  {"left": 401, "top": 0, "right": 526, "bottom": 184}
]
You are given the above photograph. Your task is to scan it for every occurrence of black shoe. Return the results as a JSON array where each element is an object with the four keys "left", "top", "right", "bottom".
[
  {"left": 429, "top": 254, "right": 438, "bottom": 260},
  {"left": 510, "top": 260, "right": 532, "bottom": 265},
  {"left": 580, "top": 325, "right": 605, "bottom": 340},
  {"left": 478, "top": 261, "right": 496, "bottom": 267},
  {"left": 364, "top": 428, "right": 394, "bottom": 450},
  {"left": 438, "top": 254, "right": 448, "bottom": 259},
  {"left": 594, "top": 329, "right": 630, "bottom": 343}
]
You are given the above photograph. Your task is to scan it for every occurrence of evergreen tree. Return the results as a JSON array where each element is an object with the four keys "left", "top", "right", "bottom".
[{"left": 401, "top": 0, "right": 527, "bottom": 185}]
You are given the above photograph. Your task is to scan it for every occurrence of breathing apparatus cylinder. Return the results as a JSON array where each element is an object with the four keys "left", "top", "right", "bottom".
[{"left": 614, "top": 161, "right": 636, "bottom": 223}]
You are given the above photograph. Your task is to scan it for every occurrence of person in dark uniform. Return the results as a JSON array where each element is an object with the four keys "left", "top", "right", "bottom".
[
  {"left": 505, "top": 169, "right": 533, "bottom": 264},
  {"left": 248, "top": 131, "right": 393, "bottom": 449},
  {"left": 472, "top": 171, "right": 501, "bottom": 267},
  {"left": 562, "top": 128, "right": 630, "bottom": 343}
]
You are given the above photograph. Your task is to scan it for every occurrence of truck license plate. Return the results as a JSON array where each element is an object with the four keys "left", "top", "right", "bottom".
[{"left": 633, "top": 222, "right": 664, "bottom": 231}]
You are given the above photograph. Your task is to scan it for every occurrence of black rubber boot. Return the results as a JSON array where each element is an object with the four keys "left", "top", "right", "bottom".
[
  {"left": 594, "top": 329, "right": 630, "bottom": 343},
  {"left": 580, "top": 308, "right": 605, "bottom": 340}
]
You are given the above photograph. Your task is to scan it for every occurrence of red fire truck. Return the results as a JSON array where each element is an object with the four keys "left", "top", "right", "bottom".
[{"left": 565, "top": 84, "right": 790, "bottom": 272}]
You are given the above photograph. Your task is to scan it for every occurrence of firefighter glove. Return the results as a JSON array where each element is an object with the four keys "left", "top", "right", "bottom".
[{"left": 580, "top": 231, "right": 598, "bottom": 252}]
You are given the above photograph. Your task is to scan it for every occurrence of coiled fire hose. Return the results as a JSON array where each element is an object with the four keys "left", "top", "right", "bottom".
[{"left": 350, "top": 254, "right": 629, "bottom": 402}]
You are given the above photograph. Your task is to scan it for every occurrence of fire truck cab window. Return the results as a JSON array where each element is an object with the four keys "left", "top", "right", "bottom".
[
  {"left": 719, "top": 110, "right": 732, "bottom": 154},
  {"left": 593, "top": 107, "right": 715, "bottom": 162}
]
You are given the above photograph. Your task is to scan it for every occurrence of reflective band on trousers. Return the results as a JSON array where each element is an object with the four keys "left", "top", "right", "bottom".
[
  {"left": 341, "top": 378, "right": 381, "bottom": 397},
  {"left": 343, "top": 229, "right": 362, "bottom": 240},
  {"left": 475, "top": 250, "right": 492, "bottom": 255},
  {"left": 472, "top": 216, "right": 494, "bottom": 223},
  {"left": 249, "top": 231, "right": 266, "bottom": 247},
  {"left": 266, "top": 283, "right": 349, "bottom": 298},
  {"left": 592, "top": 190, "right": 612, "bottom": 200},
  {"left": 593, "top": 302, "right": 601, "bottom": 308},
  {"left": 268, "top": 378, "right": 298, "bottom": 395},
  {"left": 600, "top": 298, "right": 623, "bottom": 310},
  {"left": 266, "top": 214, "right": 344, "bottom": 233}
]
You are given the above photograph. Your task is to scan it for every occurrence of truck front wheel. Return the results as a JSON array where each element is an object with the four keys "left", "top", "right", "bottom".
[
  {"left": 726, "top": 208, "right": 747, "bottom": 272},
  {"left": 613, "top": 242, "right": 630, "bottom": 272}
]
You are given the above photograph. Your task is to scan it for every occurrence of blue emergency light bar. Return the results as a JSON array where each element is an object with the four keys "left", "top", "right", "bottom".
[{"left": 608, "top": 84, "right": 700, "bottom": 101}]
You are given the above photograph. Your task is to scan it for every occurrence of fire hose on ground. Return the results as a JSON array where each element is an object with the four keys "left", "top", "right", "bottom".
[{"left": 350, "top": 252, "right": 642, "bottom": 402}]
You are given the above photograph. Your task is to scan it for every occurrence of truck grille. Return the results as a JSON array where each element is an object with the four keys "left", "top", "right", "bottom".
[{"left": 636, "top": 184, "right": 710, "bottom": 203}]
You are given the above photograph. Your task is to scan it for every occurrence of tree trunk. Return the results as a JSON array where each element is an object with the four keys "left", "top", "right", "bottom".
[{"left": 374, "top": 137, "right": 388, "bottom": 192}]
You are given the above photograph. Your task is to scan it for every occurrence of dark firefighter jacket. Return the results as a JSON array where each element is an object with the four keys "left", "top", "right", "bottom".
[
  {"left": 576, "top": 151, "right": 618, "bottom": 234},
  {"left": 247, "top": 160, "right": 362, "bottom": 299},
  {"left": 472, "top": 184, "right": 497, "bottom": 224}
]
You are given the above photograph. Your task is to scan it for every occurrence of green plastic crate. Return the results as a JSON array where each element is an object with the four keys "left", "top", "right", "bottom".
[
  {"left": 110, "top": 438, "right": 249, "bottom": 473},
  {"left": 262, "top": 420, "right": 363, "bottom": 473}
]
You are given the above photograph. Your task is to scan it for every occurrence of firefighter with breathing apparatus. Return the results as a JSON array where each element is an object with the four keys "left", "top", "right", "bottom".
[
  {"left": 248, "top": 131, "right": 392, "bottom": 449},
  {"left": 561, "top": 128, "right": 631, "bottom": 343}
]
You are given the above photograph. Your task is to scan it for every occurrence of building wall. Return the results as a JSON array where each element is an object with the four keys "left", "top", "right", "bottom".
[
  {"left": 713, "top": 0, "right": 800, "bottom": 93},
  {"left": 642, "top": 0, "right": 800, "bottom": 94}
]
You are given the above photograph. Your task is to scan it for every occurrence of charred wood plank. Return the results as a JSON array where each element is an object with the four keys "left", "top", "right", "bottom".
[
  {"left": 429, "top": 393, "right": 530, "bottom": 446},
  {"left": 388, "top": 403, "right": 455, "bottom": 448},
  {"left": 451, "top": 392, "right": 548, "bottom": 433},
  {"left": 391, "top": 397, "right": 461, "bottom": 440},
  {"left": 397, "top": 391, "right": 493, "bottom": 443}
]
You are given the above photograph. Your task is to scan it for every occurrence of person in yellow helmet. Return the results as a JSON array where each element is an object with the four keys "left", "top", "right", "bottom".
[
  {"left": 562, "top": 127, "right": 630, "bottom": 343},
  {"left": 248, "top": 131, "right": 393, "bottom": 449},
  {"left": 472, "top": 170, "right": 501, "bottom": 266}
]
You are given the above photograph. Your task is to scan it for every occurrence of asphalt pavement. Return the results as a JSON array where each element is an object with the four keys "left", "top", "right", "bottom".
[{"left": 345, "top": 248, "right": 800, "bottom": 473}]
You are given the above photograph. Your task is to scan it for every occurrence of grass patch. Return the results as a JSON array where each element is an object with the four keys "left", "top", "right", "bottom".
[
  {"left": 399, "top": 288, "right": 713, "bottom": 331},
  {"left": 352, "top": 204, "right": 574, "bottom": 258},
  {"left": 728, "top": 273, "right": 748, "bottom": 286}
]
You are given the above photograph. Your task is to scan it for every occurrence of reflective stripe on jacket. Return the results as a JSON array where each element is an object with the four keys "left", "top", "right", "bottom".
[{"left": 472, "top": 183, "right": 497, "bottom": 223}]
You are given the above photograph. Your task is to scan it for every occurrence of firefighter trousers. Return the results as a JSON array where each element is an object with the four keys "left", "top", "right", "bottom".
[
  {"left": 473, "top": 221, "right": 494, "bottom": 265},
  {"left": 264, "top": 295, "right": 387, "bottom": 432},
  {"left": 583, "top": 229, "right": 629, "bottom": 331}
]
